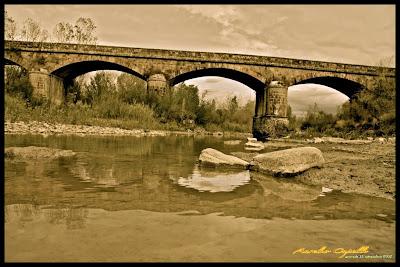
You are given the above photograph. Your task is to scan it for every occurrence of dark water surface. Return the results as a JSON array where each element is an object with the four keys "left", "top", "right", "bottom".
[{"left": 5, "top": 134, "right": 395, "bottom": 262}]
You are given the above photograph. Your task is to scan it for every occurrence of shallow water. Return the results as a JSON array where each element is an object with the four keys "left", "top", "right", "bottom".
[{"left": 4, "top": 134, "right": 395, "bottom": 262}]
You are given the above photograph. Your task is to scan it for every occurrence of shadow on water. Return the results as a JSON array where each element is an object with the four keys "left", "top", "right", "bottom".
[{"left": 5, "top": 134, "right": 395, "bottom": 227}]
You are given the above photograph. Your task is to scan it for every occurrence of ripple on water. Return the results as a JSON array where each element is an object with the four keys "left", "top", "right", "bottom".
[{"left": 171, "top": 165, "right": 251, "bottom": 193}]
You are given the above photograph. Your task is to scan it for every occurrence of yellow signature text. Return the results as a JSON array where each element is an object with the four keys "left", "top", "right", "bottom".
[{"left": 293, "top": 246, "right": 369, "bottom": 258}]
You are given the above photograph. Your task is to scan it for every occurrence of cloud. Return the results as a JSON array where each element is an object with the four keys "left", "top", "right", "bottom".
[
  {"left": 6, "top": 5, "right": 394, "bottom": 65},
  {"left": 288, "top": 84, "right": 349, "bottom": 115},
  {"left": 203, "top": 77, "right": 220, "bottom": 84}
]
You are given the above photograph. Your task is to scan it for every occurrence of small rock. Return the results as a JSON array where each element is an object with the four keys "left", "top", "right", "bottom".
[
  {"left": 322, "top": 187, "right": 333, "bottom": 193},
  {"left": 247, "top": 137, "right": 257, "bottom": 142},
  {"left": 377, "top": 137, "right": 386, "bottom": 143},
  {"left": 314, "top": 137, "right": 323, "bottom": 143},
  {"left": 213, "top": 132, "right": 223, "bottom": 136},
  {"left": 224, "top": 140, "right": 241, "bottom": 145},
  {"left": 376, "top": 213, "right": 387, "bottom": 218},
  {"left": 244, "top": 141, "right": 265, "bottom": 152}
]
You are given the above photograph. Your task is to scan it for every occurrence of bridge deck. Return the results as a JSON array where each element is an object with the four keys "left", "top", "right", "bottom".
[{"left": 5, "top": 41, "right": 395, "bottom": 77}]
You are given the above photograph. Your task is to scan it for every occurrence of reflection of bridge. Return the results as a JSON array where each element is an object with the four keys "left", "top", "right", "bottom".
[{"left": 5, "top": 41, "right": 395, "bottom": 138}]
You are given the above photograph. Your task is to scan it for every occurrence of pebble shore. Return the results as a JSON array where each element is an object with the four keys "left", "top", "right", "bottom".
[{"left": 4, "top": 120, "right": 251, "bottom": 138}]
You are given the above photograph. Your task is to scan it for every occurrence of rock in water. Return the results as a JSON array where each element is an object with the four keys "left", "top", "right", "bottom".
[
  {"left": 244, "top": 141, "right": 265, "bottom": 151},
  {"left": 249, "top": 146, "right": 325, "bottom": 176},
  {"left": 5, "top": 146, "right": 76, "bottom": 160},
  {"left": 230, "top": 152, "right": 260, "bottom": 162},
  {"left": 199, "top": 148, "right": 249, "bottom": 169},
  {"left": 224, "top": 140, "right": 241, "bottom": 145}
]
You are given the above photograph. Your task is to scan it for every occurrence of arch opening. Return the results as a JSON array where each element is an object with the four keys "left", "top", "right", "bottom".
[
  {"left": 4, "top": 58, "right": 26, "bottom": 71},
  {"left": 294, "top": 76, "right": 365, "bottom": 99},
  {"left": 172, "top": 75, "right": 257, "bottom": 132},
  {"left": 169, "top": 68, "right": 265, "bottom": 93},
  {"left": 51, "top": 60, "right": 145, "bottom": 82},
  {"left": 288, "top": 83, "right": 349, "bottom": 118}
]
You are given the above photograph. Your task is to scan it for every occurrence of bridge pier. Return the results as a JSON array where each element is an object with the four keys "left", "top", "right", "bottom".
[
  {"left": 147, "top": 73, "right": 168, "bottom": 95},
  {"left": 28, "top": 71, "right": 65, "bottom": 105},
  {"left": 253, "top": 80, "right": 289, "bottom": 140}
]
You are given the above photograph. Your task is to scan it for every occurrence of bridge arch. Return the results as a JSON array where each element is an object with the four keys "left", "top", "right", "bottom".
[
  {"left": 4, "top": 56, "right": 28, "bottom": 71},
  {"left": 50, "top": 60, "right": 146, "bottom": 81},
  {"left": 169, "top": 68, "right": 266, "bottom": 93},
  {"left": 293, "top": 76, "right": 365, "bottom": 99}
]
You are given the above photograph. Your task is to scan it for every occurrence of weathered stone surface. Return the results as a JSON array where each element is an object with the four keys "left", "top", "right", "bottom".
[
  {"left": 230, "top": 152, "right": 260, "bottom": 162},
  {"left": 5, "top": 146, "right": 77, "bottom": 160},
  {"left": 199, "top": 148, "right": 249, "bottom": 169},
  {"left": 249, "top": 146, "right": 325, "bottom": 176},
  {"left": 253, "top": 116, "right": 289, "bottom": 140}
]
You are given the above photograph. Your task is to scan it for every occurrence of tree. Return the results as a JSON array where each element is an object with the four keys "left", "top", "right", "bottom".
[
  {"left": 52, "top": 17, "right": 97, "bottom": 44},
  {"left": 5, "top": 11, "right": 17, "bottom": 40},
  {"left": 74, "top": 17, "right": 97, "bottom": 44},
  {"left": 336, "top": 74, "right": 395, "bottom": 135},
  {"left": 82, "top": 71, "right": 117, "bottom": 105},
  {"left": 20, "top": 18, "right": 48, "bottom": 42},
  {"left": 53, "top": 22, "right": 75, "bottom": 43},
  {"left": 5, "top": 66, "right": 33, "bottom": 101},
  {"left": 227, "top": 96, "right": 239, "bottom": 115},
  {"left": 116, "top": 73, "right": 147, "bottom": 104}
]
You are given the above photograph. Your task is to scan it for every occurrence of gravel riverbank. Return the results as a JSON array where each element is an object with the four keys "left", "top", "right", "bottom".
[{"left": 4, "top": 120, "right": 251, "bottom": 138}]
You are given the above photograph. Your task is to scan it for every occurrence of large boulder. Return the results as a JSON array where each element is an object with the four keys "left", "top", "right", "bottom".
[
  {"left": 230, "top": 152, "right": 260, "bottom": 162},
  {"left": 5, "top": 146, "right": 76, "bottom": 160},
  {"left": 249, "top": 146, "right": 325, "bottom": 176},
  {"left": 199, "top": 148, "right": 249, "bottom": 169}
]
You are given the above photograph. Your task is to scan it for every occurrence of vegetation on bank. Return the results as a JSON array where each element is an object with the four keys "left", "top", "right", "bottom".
[
  {"left": 5, "top": 68, "right": 255, "bottom": 133},
  {"left": 5, "top": 66, "right": 395, "bottom": 138},
  {"left": 286, "top": 74, "right": 396, "bottom": 139}
]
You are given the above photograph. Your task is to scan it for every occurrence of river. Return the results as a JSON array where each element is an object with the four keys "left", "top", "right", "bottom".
[{"left": 4, "top": 134, "right": 395, "bottom": 262}]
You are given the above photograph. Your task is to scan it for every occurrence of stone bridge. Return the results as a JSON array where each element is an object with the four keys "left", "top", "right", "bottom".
[{"left": 4, "top": 40, "right": 395, "bottom": 139}]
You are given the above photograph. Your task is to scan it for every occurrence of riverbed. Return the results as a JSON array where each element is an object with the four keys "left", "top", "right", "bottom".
[{"left": 4, "top": 134, "right": 395, "bottom": 262}]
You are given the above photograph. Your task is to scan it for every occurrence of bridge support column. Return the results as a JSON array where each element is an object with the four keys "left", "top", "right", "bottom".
[
  {"left": 253, "top": 80, "right": 289, "bottom": 140},
  {"left": 29, "top": 71, "right": 65, "bottom": 105},
  {"left": 147, "top": 73, "right": 168, "bottom": 95},
  {"left": 254, "top": 87, "right": 267, "bottom": 117}
]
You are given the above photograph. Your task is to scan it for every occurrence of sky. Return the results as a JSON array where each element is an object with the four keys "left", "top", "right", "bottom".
[{"left": 5, "top": 5, "right": 395, "bottom": 115}]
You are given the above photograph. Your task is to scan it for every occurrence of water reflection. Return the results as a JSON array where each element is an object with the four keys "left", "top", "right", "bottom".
[
  {"left": 171, "top": 165, "right": 251, "bottom": 193},
  {"left": 4, "top": 134, "right": 396, "bottom": 261},
  {"left": 5, "top": 134, "right": 396, "bottom": 223},
  {"left": 5, "top": 204, "right": 88, "bottom": 230}
]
